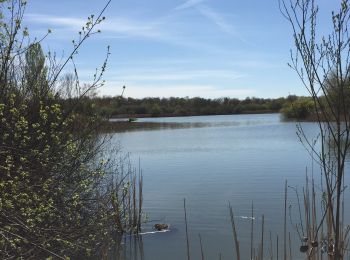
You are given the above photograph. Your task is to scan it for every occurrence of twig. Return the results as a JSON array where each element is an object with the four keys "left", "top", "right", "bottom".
[
  {"left": 199, "top": 234, "right": 205, "bottom": 260},
  {"left": 229, "top": 203, "right": 240, "bottom": 260},
  {"left": 184, "top": 198, "right": 191, "bottom": 260}
]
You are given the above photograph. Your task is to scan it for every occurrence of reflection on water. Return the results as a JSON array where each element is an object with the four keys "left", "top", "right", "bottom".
[
  {"left": 108, "top": 114, "right": 279, "bottom": 132},
  {"left": 108, "top": 113, "right": 350, "bottom": 260},
  {"left": 107, "top": 121, "right": 211, "bottom": 132}
]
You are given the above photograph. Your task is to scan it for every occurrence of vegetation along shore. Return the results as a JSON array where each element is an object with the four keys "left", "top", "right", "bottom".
[{"left": 76, "top": 95, "right": 315, "bottom": 120}]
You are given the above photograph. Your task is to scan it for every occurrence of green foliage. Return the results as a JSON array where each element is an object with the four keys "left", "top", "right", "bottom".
[
  {"left": 86, "top": 96, "right": 288, "bottom": 118},
  {"left": 280, "top": 74, "right": 350, "bottom": 121},
  {"left": 150, "top": 103, "right": 162, "bottom": 117},
  {"left": 281, "top": 96, "right": 315, "bottom": 119},
  {"left": 0, "top": 1, "right": 141, "bottom": 259},
  {"left": 0, "top": 45, "right": 107, "bottom": 260},
  {"left": 324, "top": 72, "right": 350, "bottom": 116},
  {"left": 1, "top": 93, "right": 104, "bottom": 258}
]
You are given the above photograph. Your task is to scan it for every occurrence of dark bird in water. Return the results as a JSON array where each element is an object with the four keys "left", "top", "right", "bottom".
[{"left": 154, "top": 223, "right": 168, "bottom": 231}]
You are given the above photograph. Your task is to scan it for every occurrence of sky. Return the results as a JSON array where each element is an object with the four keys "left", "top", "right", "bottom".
[{"left": 22, "top": 0, "right": 341, "bottom": 99}]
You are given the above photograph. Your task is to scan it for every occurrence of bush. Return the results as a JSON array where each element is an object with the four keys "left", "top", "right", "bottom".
[
  {"left": 280, "top": 97, "right": 315, "bottom": 119},
  {"left": 0, "top": 1, "right": 143, "bottom": 259}
]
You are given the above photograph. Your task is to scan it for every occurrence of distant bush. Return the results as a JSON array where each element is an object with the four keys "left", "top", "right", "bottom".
[{"left": 281, "top": 97, "right": 315, "bottom": 119}]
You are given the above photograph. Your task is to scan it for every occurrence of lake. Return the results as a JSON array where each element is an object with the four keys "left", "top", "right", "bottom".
[{"left": 110, "top": 113, "right": 349, "bottom": 260}]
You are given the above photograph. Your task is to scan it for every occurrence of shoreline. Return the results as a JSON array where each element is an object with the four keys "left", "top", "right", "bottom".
[
  {"left": 108, "top": 110, "right": 280, "bottom": 120},
  {"left": 103, "top": 113, "right": 283, "bottom": 133}
]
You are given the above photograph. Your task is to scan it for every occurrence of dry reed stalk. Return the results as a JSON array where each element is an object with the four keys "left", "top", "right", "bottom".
[
  {"left": 111, "top": 192, "right": 123, "bottom": 232},
  {"left": 229, "top": 203, "right": 240, "bottom": 260},
  {"left": 137, "top": 172, "right": 143, "bottom": 232},
  {"left": 343, "top": 226, "right": 350, "bottom": 257},
  {"left": 137, "top": 236, "right": 145, "bottom": 260},
  {"left": 327, "top": 201, "right": 333, "bottom": 257},
  {"left": 128, "top": 167, "right": 133, "bottom": 232},
  {"left": 284, "top": 180, "right": 287, "bottom": 260},
  {"left": 303, "top": 188, "right": 310, "bottom": 257},
  {"left": 289, "top": 232, "right": 292, "bottom": 260},
  {"left": 199, "top": 234, "right": 205, "bottom": 260},
  {"left": 132, "top": 174, "right": 137, "bottom": 231},
  {"left": 261, "top": 214, "right": 265, "bottom": 260},
  {"left": 110, "top": 159, "right": 143, "bottom": 237},
  {"left": 269, "top": 231, "right": 273, "bottom": 260},
  {"left": 184, "top": 198, "right": 191, "bottom": 260},
  {"left": 277, "top": 235, "right": 279, "bottom": 260},
  {"left": 311, "top": 179, "right": 317, "bottom": 260},
  {"left": 254, "top": 248, "right": 256, "bottom": 260},
  {"left": 251, "top": 201, "right": 254, "bottom": 260}
]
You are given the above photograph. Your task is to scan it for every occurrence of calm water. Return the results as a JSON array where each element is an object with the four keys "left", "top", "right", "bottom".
[{"left": 110, "top": 113, "right": 349, "bottom": 260}]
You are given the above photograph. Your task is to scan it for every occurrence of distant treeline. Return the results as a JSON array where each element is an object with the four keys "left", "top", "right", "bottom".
[{"left": 73, "top": 95, "right": 310, "bottom": 118}]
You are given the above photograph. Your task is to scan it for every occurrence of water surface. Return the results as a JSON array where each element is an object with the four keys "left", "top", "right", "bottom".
[{"left": 111, "top": 113, "right": 349, "bottom": 260}]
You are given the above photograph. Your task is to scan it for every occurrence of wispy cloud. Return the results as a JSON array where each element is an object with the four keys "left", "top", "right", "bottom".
[
  {"left": 172, "top": 1, "right": 248, "bottom": 44},
  {"left": 195, "top": 5, "right": 250, "bottom": 44},
  {"left": 25, "top": 14, "right": 85, "bottom": 29},
  {"left": 75, "top": 68, "right": 245, "bottom": 83},
  {"left": 99, "top": 83, "right": 255, "bottom": 99},
  {"left": 101, "top": 18, "right": 165, "bottom": 40},
  {"left": 112, "top": 69, "right": 244, "bottom": 82},
  {"left": 196, "top": 5, "right": 233, "bottom": 34},
  {"left": 75, "top": 66, "right": 249, "bottom": 98},
  {"left": 172, "top": 0, "right": 233, "bottom": 35},
  {"left": 174, "top": 0, "right": 206, "bottom": 11},
  {"left": 25, "top": 13, "right": 178, "bottom": 47},
  {"left": 26, "top": 13, "right": 157, "bottom": 37},
  {"left": 25, "top": 12, "right": 231, "bottom": 53}
]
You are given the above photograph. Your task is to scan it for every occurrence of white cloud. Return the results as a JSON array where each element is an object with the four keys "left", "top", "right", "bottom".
[
  {"left": 113, "top": 69, "right": 244, "bottom": 82},
  {"left": 25, "top": 14, "right": 85, "bottom": 29},
  {"left": 76, "top": 68, "right": 245, "bottom": 84},
  {"left": 100, "top": 19, "right": 159, "bottom": 37},
  {"left": 25, "top": 8, "right": 247, "bottom": 54},
  {"left": 25, "top": 13, "right": 210, "bottom": 49},
  {"left": 26, "top": 13, "right": 157, "bottom": 37},
  {"left": 174, "top": 0, "right": 206, "bottom": 11},
  {"left": 99, "top": 83, "right": 254, "bottom": 99}
]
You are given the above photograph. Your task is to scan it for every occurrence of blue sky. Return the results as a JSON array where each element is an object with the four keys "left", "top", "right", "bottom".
[{"left": 23, "top": 0, "right": 340, "bottom": 99}]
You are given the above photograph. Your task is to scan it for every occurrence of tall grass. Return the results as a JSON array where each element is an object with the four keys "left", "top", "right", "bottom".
[
  {"left": 177, "top": 174, "right": 348, "bottom": 260},
  {"left": 98, "top": 154, "right": 144, "bottom": 259},
  {"left": 109, "top": 155, "right": 144, "bottom": 236}
]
